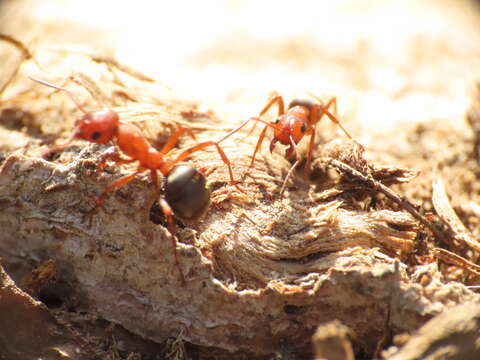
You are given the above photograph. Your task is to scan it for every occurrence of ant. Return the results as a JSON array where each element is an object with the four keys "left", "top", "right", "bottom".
[
  {"left": 231, "top": 92, "right": 355, "bottom": 178},
  {"left": 30, "top": 76, "right": 241, "bottom": 283}
]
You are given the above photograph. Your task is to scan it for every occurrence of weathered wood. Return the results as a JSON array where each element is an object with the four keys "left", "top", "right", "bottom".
[
  {"left": 0, "top": 48, "right": 478, "bottom": 358},
  {"left": 0, "top": 264, "right": 86, "bottom": 360},
  {"left": 386, "top": 301, "right": 480, "bottom": 360}
]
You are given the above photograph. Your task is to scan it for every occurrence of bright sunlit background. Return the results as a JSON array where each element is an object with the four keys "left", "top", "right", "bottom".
[{"left": 1, "top": 0, "right": 480, "bottom": 146}]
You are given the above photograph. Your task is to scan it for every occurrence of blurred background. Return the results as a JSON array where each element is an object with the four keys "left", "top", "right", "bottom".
[{"left": 1, "top": 0, "right": 480, "bottom": 147}]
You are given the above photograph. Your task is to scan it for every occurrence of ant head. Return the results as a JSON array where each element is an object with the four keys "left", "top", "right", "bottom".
[
  {"left": 73, "top": 109, "right": 119, "bottom": 144},
  {"left": 271, "top": 113, "right": 307, "bottom": 150},
  {"left": 164, "top": 165, "right": 211, "bottom": 221},
  {"left": 28, "top": 77, "right": 120, "bottom": 144}
]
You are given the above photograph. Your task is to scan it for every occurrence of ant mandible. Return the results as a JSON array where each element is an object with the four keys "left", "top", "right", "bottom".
[
  {"left": 232, "top": 92, "right": 354, "bottom": 175},
  {"left": 30, "top": 76, "right": 241, "bottom": 283}
]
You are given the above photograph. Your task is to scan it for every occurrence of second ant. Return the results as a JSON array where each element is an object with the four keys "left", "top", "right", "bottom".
[{"left": 233, "top": 91, "right": 356, "bottom": 175}]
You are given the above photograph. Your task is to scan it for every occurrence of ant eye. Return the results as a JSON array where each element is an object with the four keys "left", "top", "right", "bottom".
[
  {"left": 274, "top": 118, "right": 280, "bottom": 124},
  {"left": 91, "top": 131, "right": 102, "bottom": 140},
  {"left": 301, "top": 124, "right": 306, "bottom": 133}
]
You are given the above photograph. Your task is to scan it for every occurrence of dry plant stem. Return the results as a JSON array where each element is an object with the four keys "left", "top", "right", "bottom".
[
  {"left": 69, "top": 72, "right": 111, "bottom": 107},
  {"left": 279, "top": 135, "right": 302, "bottom": 197},
  {"left": 279, "top": 157, "right": 301, "bottom": 197},
  {"left": 122, "top": 108, "right": 234, "bottom": 132},
  {"left": 0, "top": 64, "right": 21, "bottom": 96},
  {"left": 432, "top": 177, "right": 480, "bottom": 253},
  {"left": 90, "top": 55, "right": 155, "bottom": 83},
  {"left": 0, "top": 33, "right": 32, "bottom": 59},
  {"left": 434, "top": 248, "right": 480, "bottom": 277},
  {"left": 0, "top": 34, "right": 33, "bottom": 95},
  {"left": 327, "top": 159, "right": 446, "bottom": 242}
]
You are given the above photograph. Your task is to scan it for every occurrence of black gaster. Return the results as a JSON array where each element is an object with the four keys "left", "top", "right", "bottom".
[{"left": 164, "top": 165, "right": 211, "bottom": 221}]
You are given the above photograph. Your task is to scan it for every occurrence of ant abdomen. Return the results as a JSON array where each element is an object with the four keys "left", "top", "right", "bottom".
[
  {"left": 164, "top": 165, "right": 211, "bottom": 221},
  {"left": 288, "top": 98, "right": 316, "bottom": 111}
]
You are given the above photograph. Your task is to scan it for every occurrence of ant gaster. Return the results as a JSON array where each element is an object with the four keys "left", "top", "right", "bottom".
[{"left": 30, "top": 76, "right": 240, "bottom": 283}]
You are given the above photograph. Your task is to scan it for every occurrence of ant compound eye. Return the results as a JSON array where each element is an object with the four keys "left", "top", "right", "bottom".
[
  {"left": 274, "top": 118, "right": 280, "bottom": 124},
  {"left": 91, "top": 131, "right": 102, "bottom": 140},
  {"left": 301, "top": 123, "right": 306, "bottom": 133},
  {"left": 164, "top": 165, "right": 211, "bottom": 220}
]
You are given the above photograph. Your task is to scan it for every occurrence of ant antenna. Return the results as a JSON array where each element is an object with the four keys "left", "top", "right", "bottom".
[
  {"left": 29, "top": 76, "right": 88, "bottom": 115},
  {"left": 216, "top": 116, "right": 274, "bottom": 144}
]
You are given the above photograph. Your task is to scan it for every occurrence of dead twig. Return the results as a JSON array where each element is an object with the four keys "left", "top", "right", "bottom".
[
  {"left": 0, "top": 34, "right": 34, "bottom": 96},
  {"left": 69, "top": 72, "right": 112, "bottom": 107},
  {"left": 0, "top": 33, "right": 33, "bottom": 59},
  {"left": 327, "top": 159, "right": 446, "bottom": 242},
  {"left": 279, "top": 136, "right": 302, "bottom": 197},
  {"left": 432, "top": 177, "right": 480, "bottom": 254},
  {"left": 90, "top": 55, "right": 156, "bottom": 83},
  {"left": 434, "top": 247, "right": 480, "bottom": 277}
]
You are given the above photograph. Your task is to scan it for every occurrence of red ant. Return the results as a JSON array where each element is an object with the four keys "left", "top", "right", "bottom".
[
  {"left": 30, "top": 76, "right": 241, "bottom": 283},
  {"left": 231, "top": 92, "right": 355, "bottom": 177}
]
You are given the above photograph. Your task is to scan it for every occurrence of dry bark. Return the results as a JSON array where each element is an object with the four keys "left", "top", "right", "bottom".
[
  {"left": 385, "top": 301, "right": 480, "bottom": 360},
  {"left": 0, "top": 263, "right": 90, "bottom": 360},
  {"left": 0, "top": 49, "right": 479, "bottom": 358}
]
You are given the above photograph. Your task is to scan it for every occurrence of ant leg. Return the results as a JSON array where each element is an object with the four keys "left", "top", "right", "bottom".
[
  {"left": 305, "top": 126, "right": 316, "bottom": 175},
  {"left": 304, "top": 104, "right": 321, "bottom": 174},
  {"left": 250, "top": 124, "right": 271, "bottom": 168},
  {"left": 96, "top": 150, "right": 136, "bottom": 174},
  {"left": 330, "top": 96, "right": 338, "bottom": 118},
  {"left": 41, "top": 130, "right": 80, "bottom": 160},
  {"left": 158, "top": 127, "right": 196, "bottom": 155},
  {"left": 159, "top": 198, "right": 185, "bottom": 284},
  {"left": 97, "top": 167, "right": 147, "bottom": 205},
  {"left": 210, "top": 93, "right": 284, "bottom": 167},
  {"left": 233, "top": 93, "right": 285, "bottom": 140},
  {"left": 213, "top": 116, "right": 273, "bottom": 171},
  {"left": 149, "top": 169, "right": 160, "bottom": 201},
  {"left": 216, "top": 116, "right": 273, "bottom": 146},
  {"left": 250, "top": 93, "right": 285, "bottom": 135},
  {"left": 259, "top": 92, "right": 285, "bottom": 117},
  {"left": 244, "top": 94, "right": 286, "bottom": 166},
  {"left": 321, "top": 99, "right": 366, "bottom": 152},
  {"left": 314, "top": 97, "right": 353, "bottom": 140}
]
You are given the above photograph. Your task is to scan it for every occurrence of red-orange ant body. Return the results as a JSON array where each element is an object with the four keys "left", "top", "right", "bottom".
[
  {"left": 235, "top": 92, "right": 354, "bottom": 174},
  {"left": 30, "top": 77, "right": 240, "bottom": 283}
]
